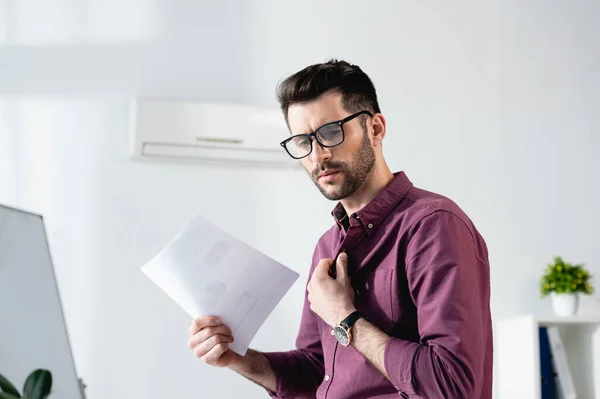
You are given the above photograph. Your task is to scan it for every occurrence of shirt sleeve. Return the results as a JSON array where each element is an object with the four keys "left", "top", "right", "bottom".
[
  {"left": 384, "top": 209, "right": 491, "bottom": 398},
  {"left": 261, "top": 253, "right": 325, "bottom": 398}
]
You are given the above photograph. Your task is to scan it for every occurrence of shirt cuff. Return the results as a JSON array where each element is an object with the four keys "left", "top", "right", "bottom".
[
  {"left": 384, "top": 337, "right": 420, "bottom": 396},
  {"left": 262, "top": 351, "right": 296, "bottom": 398}
]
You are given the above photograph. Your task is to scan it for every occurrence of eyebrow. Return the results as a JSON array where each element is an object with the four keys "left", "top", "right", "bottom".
[{"left": 292, "top": 117, "right": 341, "bottom": 137}]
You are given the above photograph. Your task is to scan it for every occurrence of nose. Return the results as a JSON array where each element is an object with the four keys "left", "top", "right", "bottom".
[{"left": 308, "top": 138, "right": 331, "bottom": 164}]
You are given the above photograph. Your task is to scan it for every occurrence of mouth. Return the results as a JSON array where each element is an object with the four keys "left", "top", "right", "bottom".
[{"left": 318, "top": 169, "right": 340, "bottom": 183}]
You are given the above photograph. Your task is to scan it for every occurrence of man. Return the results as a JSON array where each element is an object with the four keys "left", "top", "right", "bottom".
[{"left": 187, "top": 59, "right": 493, "bottom": 398}]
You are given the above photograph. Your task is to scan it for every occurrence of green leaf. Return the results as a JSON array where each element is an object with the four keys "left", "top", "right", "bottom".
[
  {"left": 0, "top": 374, "right": 21, "bottom": 397},
  {"left": 540, "top": 256, "right": 595, "bottom": 296},
  {"left": 0, "top": 393, "right": 21, "bottom": 399},
  {"left": 22, "top": 370, "right": 51, "bottom": 399}
]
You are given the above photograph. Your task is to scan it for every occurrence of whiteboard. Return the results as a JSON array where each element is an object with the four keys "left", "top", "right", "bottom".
[{"left": 0, "top": 204, "right": 83, "bottom": 399}]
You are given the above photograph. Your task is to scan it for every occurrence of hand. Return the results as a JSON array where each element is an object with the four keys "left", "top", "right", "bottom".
[
  {"left": 307, "top": 252, "right": 356, "bottom": 327},
  {"left": 188, "top": 316, "right": 241, "bottom": 368}
]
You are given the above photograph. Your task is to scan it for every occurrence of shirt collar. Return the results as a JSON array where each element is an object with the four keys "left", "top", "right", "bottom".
[{"left": 331, "top": 171, "right": 413, "bottom": 235}]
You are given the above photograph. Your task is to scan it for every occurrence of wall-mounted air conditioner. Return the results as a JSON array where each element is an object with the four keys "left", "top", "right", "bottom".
[{"left": 129, "top": 98, "right": 298, "bottom": 167}]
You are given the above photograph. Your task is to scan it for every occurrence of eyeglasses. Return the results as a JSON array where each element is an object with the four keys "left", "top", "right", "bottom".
[{"left": 280, "top": 110, "right": 373, "bottom": 160}]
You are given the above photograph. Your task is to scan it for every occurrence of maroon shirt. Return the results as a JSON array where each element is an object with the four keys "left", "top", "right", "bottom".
[{"left": 263, "top": 171, "right": 493, "bottom": 398}]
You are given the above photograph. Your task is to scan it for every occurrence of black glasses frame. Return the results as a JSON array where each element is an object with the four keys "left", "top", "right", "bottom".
[{"left": 280, "top": 110, "right": 374, "bottom": 160}]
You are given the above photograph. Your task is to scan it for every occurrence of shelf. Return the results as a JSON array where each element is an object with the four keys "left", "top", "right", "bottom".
[
  {"left": 496, "top": 314, "right": 600, "bottom": 399},
  {"left": 511, "top": 314, "right": 600, "bottom": 326}
]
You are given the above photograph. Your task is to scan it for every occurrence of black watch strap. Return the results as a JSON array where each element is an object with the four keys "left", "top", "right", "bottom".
[{"left": 340, "top": 310, "right": 363, "bottom": 329}]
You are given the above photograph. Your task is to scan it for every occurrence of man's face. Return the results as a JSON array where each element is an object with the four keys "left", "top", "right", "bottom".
[{"left": 286, "top": 91, "right": 376, "bottom": 201}]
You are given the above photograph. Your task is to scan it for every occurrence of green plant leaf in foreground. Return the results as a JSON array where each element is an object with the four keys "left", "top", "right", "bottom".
[
  {"left": 0, "top": 392, "right": 21, "bottom": 399},
  {"left": 0, "top": 373, "right": 21, "bottom": 397},
  {"left": 22, "top": 370, "right": 52, "bottom": 399}
]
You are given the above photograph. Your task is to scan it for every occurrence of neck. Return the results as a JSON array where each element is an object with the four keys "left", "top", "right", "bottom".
[{"left": 341, "top": 160, "right": 394, "bottom": 217}]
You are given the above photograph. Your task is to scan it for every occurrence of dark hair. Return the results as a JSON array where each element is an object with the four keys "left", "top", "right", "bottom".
[{"left": 276, "top": 59, "right": 381, "bottom": 127}]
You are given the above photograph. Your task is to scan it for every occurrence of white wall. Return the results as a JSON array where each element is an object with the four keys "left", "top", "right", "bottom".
[
  {"left": 497, "top": 0, "right": 600, "bottom": 318},
  {"left": 1, "top": 1, "right": 599, "bottom": 398}
]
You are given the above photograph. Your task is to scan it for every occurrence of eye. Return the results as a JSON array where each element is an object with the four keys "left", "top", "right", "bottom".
[
  {"left": 291, "top": 136, "right": 310, "bottom": 149},
  {"left": 317, "top": 124, "right": 343, "bottom": 143}
]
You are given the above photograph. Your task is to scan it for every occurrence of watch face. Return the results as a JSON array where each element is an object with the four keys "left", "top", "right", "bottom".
[{"left": 333, "top": 326, "right": 350, "bottom": 346}]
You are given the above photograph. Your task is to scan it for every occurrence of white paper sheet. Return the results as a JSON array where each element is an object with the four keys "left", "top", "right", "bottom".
[{"left": 141, "top": 215, "right": 300, "bottom": 355}]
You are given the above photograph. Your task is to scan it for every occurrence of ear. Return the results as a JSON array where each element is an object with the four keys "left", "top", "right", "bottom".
[{"left": 370, "top": 113, "right": 386, "bottom": 147}]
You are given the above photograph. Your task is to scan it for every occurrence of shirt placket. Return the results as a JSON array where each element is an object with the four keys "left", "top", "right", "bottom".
[{"left": 320, "top": 216, "right": 367, "bottom": 398}]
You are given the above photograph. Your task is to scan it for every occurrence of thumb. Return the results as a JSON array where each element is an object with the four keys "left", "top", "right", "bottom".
[{"left": 336, "top": 252, "right": 349, "bottom": 281}]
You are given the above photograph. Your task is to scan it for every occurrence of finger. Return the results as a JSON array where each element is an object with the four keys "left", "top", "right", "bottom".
[
  {"left": 336, "top": 252, "right": 349, "bottom": 282},
  {"left": 188, "top": 324, "right": 233, "bottom": 349},
  {"left": 193, "top": 333, "right": 234, "bottom": 360},
  {"left": 314, "top": 258, "right": 334, "bottom": 276},
  {"left": 188, "top": 316, "right": 221, "bottom": 336},
  {"left": 201, "top": 341, "right": 230, "bottom": 365},
  {"left": 307, "top": 271, "right": 319, "bottom": 292}
]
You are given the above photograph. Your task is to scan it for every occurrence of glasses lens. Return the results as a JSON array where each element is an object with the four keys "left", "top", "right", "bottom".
[
  {"left": 283, "top": 124, "right": 344, "bottom": 159},
  {"left": 286, "top": 135, "right": 312, "bottom": 158},
  {"left": 316, "top": 124, "right": 343, "bottom": 147}
]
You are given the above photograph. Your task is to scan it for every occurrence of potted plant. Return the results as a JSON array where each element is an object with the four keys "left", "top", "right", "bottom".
[
  {"left": 540, "top": 256, "right": 595, "bottom": 316},
  {"left": 0, "top": 369, "right": 52, "bottom": 399}
]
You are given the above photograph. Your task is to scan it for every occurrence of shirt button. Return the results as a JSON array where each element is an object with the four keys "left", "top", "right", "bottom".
[
  {"left": 368, "top": 223, "right": 373, "bottom": 229},
  {"left": 324, "top": 374, "right": 330, "bottom": 381}
]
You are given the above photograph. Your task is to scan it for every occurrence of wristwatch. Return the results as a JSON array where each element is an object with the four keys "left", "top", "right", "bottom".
[{"left": 331, "top": 310, "right": 363, "bottom": 347}]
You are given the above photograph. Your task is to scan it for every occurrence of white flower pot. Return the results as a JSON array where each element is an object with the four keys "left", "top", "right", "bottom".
[{"left": 551, "top": 292, "right": 579, "bottom": 316}]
